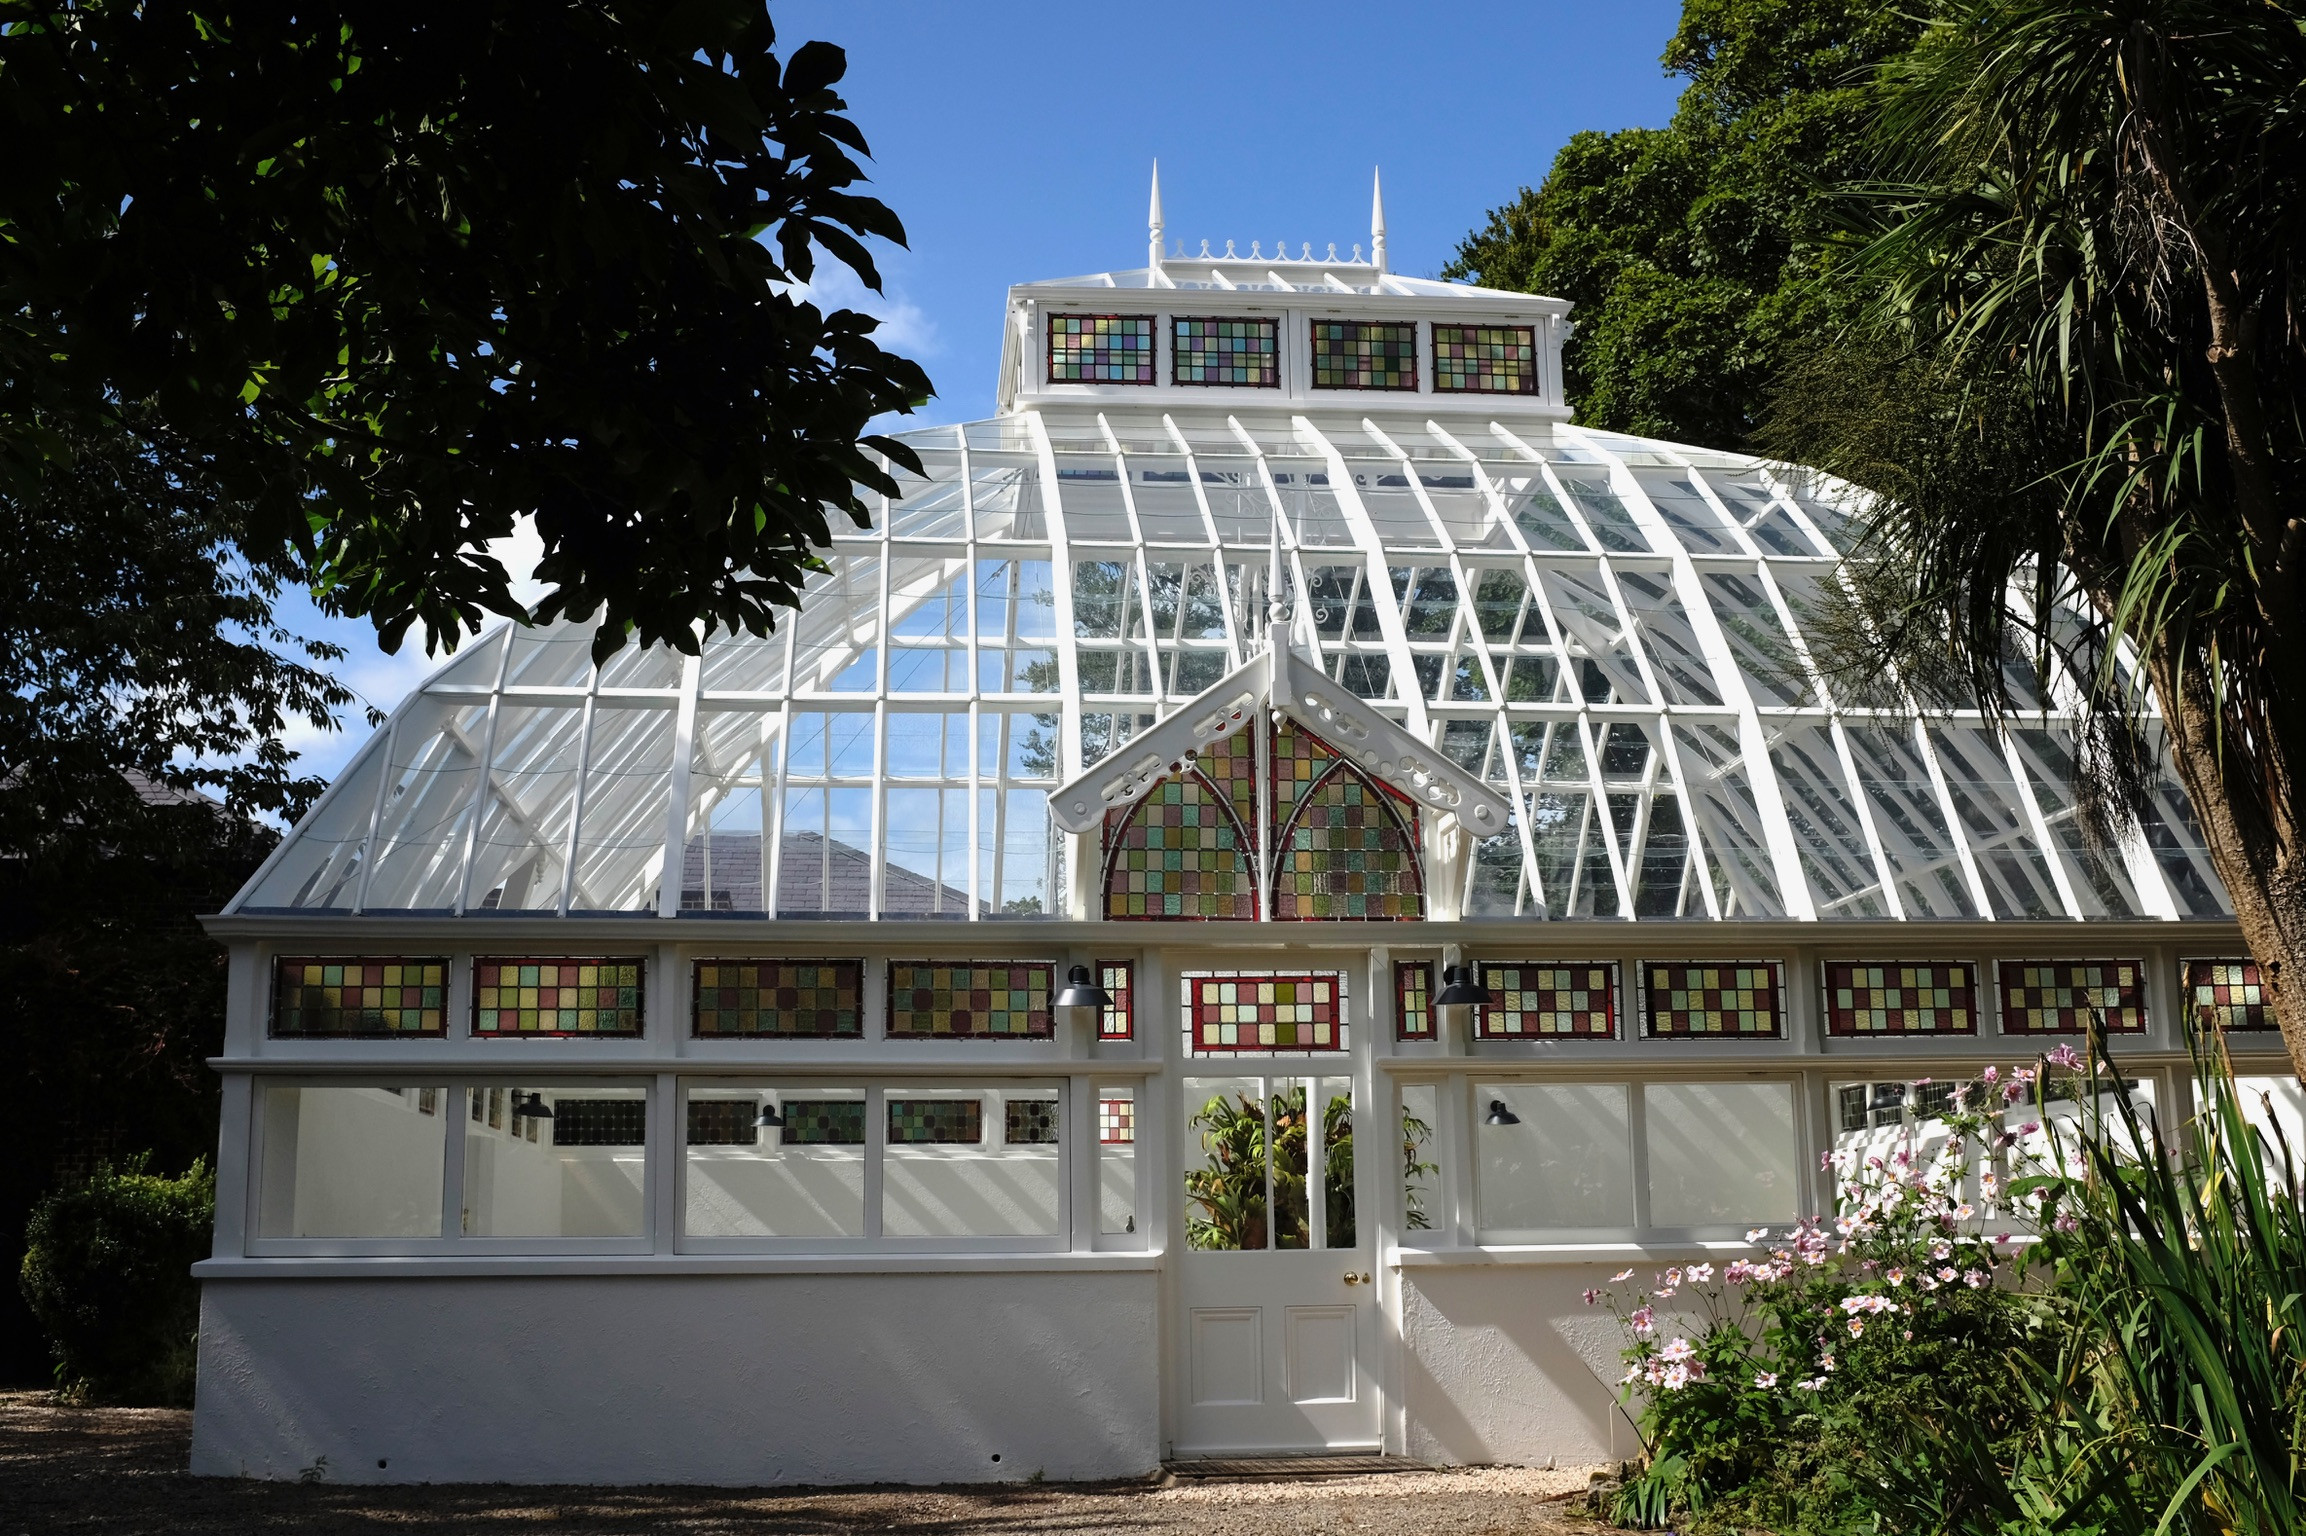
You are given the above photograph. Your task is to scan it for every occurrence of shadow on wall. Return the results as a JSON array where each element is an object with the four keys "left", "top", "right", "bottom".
[{"left": 1400, "top": 1269, "right": 1639, "bottom": 1467}]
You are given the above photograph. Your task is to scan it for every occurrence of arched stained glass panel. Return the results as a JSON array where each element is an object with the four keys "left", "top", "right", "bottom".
[
  {"left": 1101, "top": 753, "right": 1257, "bottom": 921},
  {"left": 1273, "top": 758, "right": 1424, "bottom": 920}
]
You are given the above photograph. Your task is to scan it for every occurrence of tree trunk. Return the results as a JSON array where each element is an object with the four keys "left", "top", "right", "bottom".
[{"left": 2148, "top": 646, "right": 2306, "bottom": 1079}]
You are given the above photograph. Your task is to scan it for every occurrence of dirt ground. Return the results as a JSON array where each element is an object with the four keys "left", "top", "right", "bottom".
[{"left": 0, "top": 1391, "right": 1605, "bottom": 1535}]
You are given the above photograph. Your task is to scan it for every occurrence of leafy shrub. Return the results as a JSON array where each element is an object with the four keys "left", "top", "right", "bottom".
[{"left": 19, "top": 1156, "right": 213, "bottom": 1405}]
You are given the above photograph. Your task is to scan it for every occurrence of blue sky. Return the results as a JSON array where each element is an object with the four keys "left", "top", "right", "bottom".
[{"left": 278, "top": 0, "right": 1689, "bottom": 782}]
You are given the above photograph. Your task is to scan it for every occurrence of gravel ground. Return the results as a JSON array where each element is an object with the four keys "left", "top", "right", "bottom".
[{"left": 0, "top": 1391, "right": 1606, "bottom": 1535}]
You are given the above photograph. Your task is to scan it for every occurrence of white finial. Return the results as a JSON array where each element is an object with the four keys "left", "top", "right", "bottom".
[
  {"left": 1327, "top": 242, "right": 1338, "bottom": 262},
  {"left": 1351, "top": 242, "right": 1363, "bottom": 263},
  {"left": 1148, "top": 160, "right": 1164, "bottom": 272},
  {"left": 1371, "top": 167, "right": 1388, "bottom": 275},
  {"left": 1224, "top": 239, "right": 1237, "bottom": 258},
  {"left": 1250, "top": 240, "right": 1261, "bottom": 259},
  {"left": 1198, "top": 238, "right": 1211, "bottom": 258},
  {"left": 1300, "top": 242, "right": 1312, "bottom": 261}
]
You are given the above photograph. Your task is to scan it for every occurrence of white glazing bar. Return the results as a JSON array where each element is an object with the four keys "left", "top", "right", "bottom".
[
  {"left": 654, "top": 649, "right": 703, "bottom": 919},
  {"left": 1102, "top": 417, "right": 1166, "bottom": 707},
  {"left": 962, "top": 428, "right": 984, "bottom": 920},
  {"left": 1028, "top": 413, "right": 1086, "bottom": 785},
  {"left": 556, "top": 656, "right": 604, "bottom": 914},
  {"left": 763, "top": 617, "right": 799, "bottom": 919},
  {"left": 451, "top": 625, "right": 518, "bottom": 915},
  {"left": 1570, "top": 427, "right": 1816, "bottom": 919},
  {"left": 348, "top": 716, "right": 403, "bottom": 915},
  {"left": 1294, "top": 415, "right": 1429, "bottom": 738},
  {"left": 1998, "top": 729, "right": 2085, "bottom": 919},
  {"left": 868, "top": 501, "right": 894, "bottom": 921}
]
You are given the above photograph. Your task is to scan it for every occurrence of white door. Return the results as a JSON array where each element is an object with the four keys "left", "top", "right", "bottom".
[{"left": 1174, "top": 1071, "right": 1380, "bottom": 1456}]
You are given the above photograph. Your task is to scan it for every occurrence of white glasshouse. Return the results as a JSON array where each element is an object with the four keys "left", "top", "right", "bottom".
[{"left": 192, "top": 177, "right": 2288, "bottom": 1486}]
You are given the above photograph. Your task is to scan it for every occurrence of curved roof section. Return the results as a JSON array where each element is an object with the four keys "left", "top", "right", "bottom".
[{"left": 230, "top": 228, "right": 2231, "bottom": 924}]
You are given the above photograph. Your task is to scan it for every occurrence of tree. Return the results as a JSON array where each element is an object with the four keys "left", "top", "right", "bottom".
[
  {"left": 1444, "top": 0, "right": 1920, "bottom": 448},
  {"left": 1763, "top": 0, "right": 2306, "bottom": 1067},
  {"left": 0, "top": 0, "right": 932, "bottom": 663}
]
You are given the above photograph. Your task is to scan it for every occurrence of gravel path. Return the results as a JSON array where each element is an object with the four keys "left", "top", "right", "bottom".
[{"left": 0, "top": 1392, "right": 1606, "bottom": 1535}]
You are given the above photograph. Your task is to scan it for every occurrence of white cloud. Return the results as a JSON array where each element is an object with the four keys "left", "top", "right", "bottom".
[{"left": 785, "top": 255, "right": 939, "bottom": 357}]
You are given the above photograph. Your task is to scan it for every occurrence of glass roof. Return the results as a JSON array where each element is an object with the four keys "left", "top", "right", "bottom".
[{"left": 232, "top": 412, "right": 2231, "bottom": 923}]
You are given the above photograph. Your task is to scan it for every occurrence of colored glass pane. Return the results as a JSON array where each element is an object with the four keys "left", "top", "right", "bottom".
[
  {"left": 685, "top": 1100, "right": 758, "bottom": 1146},
  {"left": 1824, "top": 962, "right": 1978, "bottom": 1035},
  {"left": 1099, "top": 1097, "right": 1136, "bottom": 1143},
  {"left": 886, "top": 961, "right": 1055, "bottom": 1037},
  {"left": 1005, "top": 1098, "right": 1060, "bottom": 1144},
  {"left": 1173, "top": 316, "right": 1279, "bottom": 387},
  {"left": 1102, "top": 758, "right": 1257, "bottom": 920},
  {"left": 1432, "top": 324, "right": 1538, "bottom": 395},
  {"left": 1047, "top": 313, "right": 1155, "bottom": 384},
  {"left": 2184, "top": 958, "right": 2275, "bottom": 1031},
  {"left": 1644, "top": 962, "right": 1784, "bottom": 1037},
  {"left": 1189, "top": 974, "right": 1344, "bottom": 1052},
  {"left": 1476, "top": 962, "right": 1618, "bottom": 1038},
  {"left": 1098, "top": 959, "right": 1135, "bottom": 1038},
  {"left": 889, "top": 1098, "right": 982, "bottom": 1143},
  {"left": 550, "top": 1098, "right": 647, "bottom": 1146},
  {"left": 781, "top": 1100, "right": 865, "bottom": 1145},
  {"left": 692, "top": 960, "right": 862, "bottom": 1037},
  {"left": 1395, "top": 960, "right": 1434, "bottom": 1039},
  {"left": 1271, "top": 721, "right": 1421, "bottom": 920},
  {"left": 1310, "top": 321, "right": 1417, "bottom": 390},
  {"left": 473, "top": 958, "right": 643, "bottom": 1035},
  {"left": 272, "top": 956, "right": 448, "bottom": 1036},
  {"left": 1998, "top": 960, "right": 2147, "bottom": 1034}
]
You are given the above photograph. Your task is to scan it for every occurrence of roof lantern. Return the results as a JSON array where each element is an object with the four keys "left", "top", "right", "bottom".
[{"left": 228, "top": 180, "right": 2234, "bottom": 928}]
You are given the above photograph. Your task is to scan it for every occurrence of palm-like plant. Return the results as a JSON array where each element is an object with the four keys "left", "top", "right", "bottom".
[{"left": 1766, "top": 0, "right": 2306, "bottom": 1068}]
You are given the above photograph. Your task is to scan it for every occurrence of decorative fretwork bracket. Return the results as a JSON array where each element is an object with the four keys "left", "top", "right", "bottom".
[{"left": 1049, "top": 646, "right": 1512, "bottom": 837}]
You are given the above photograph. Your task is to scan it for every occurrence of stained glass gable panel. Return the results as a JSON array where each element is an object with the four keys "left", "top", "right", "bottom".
[
  {"left": 1823, "top": 962, "right": 1978, "bottom": 1035},
  {"left": 1998, "top": 960, "right": 2147, "bottom": 1034},
  {"left": 1643, "top": 962, "right": 1784, "bottom": 1037},
  {"left": 1173, "top": 316, "right": 1279, "bottom": 387},
  {"left": 2183, "top": 958, "right": 2276, "bottom": 1032},
  {"left": 1272, "top": 764, "right": 1423, "bottom": 920},
  {"left": 1432, "top": 324, "right": 1538, "bottom": 394},
  {"left": 693, "top": 960, "right": 863, "bottom": 1037},
  {"left": 273, "top": 957, "right": 447, "bottom": 1037},
  {"left": 1475, "top": 962, "right": 1618, "bottom": 1038},
  {"left": 1311, "top": 321, "right": 1417, "bottom": 390},
  {"left": 1046, "top": 314, "right": 1154, "bottom": 384},
  {"left": 1189, "top": 974, "right": 1344, "bottom": 1052},
  {"left": 887, "top": 961, "right": 1054, "bottom": 1038},
  {"left": 474, "top": 958, "right": 644, "bottom": 1035},
  {"left": 1102, "top": 768, "right": 1257, "bottom": 921}
]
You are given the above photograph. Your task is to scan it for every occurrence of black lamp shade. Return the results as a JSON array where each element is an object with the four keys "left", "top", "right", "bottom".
[
  {"left": 510, "top": 1091, "right": 554, "bottom": 1120},
  {"left": 1484, "top": 1098, "right": 1522, "bottom": 1126},
  {"left": 1055, "top": 964, "right": 1113, "bottom": 1010},
  {"left": 755, "top": 1102, "right": 784, "bottom": 1129},
  {"left": 1435, "top": 964, "right": 1492, "bottom": 1008}
]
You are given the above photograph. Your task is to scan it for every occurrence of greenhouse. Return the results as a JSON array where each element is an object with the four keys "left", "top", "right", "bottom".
[{"left": 191, "top": 188, "right": 2288, "bottom": 1486}]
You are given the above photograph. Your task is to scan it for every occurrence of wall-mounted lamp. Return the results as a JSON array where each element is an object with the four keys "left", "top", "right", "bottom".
[
  {"left": 510, "top": 1091, "right": 554, "bottom": 1120},
  {"left": 1484, "top": 1098, "right": 1522, "bottom": 1126},
  {"left": 1055, "top": 964, "right": 1113, "bottom": 1011},
  {"left": 1435, "top": 964, "right": 1493, "bottom": 1009},
  {"left": 755, "top": 1101, "right": 784, "bottom": 1129}
]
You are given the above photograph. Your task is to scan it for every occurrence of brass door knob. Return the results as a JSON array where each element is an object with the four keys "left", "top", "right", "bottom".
[{"left": 1343, "top": 1271, "right": 1371, "bottom": 1285}]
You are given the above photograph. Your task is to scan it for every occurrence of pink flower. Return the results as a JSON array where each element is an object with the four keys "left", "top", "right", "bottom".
[
  {"left": 1611, "top": 1268, "right": 1635, "bottom": 1282},
  {"left": 1754, "top": 1371, "right": 1779, "bottom": 1389},
  {"left": 1725, "top": 1261, "right": 1754, "bottom": 1285},
  {"left": 1687, "top": 1263, "right": 1715, "bottom": 1284},
  {"left": 2019, "top": 1122, "right": 2040, "bottom": 1136},
  {"left": 2053, "top": 1211, "right": 2079, "bottom": 1234},
  {"left": 1930, "top": 1238, "right": 1953, "bottom": 1261},
  {"left": 2047, "top": 1044, "right": 2082, "bottom": 1071},
  {"left": 1937, "top": 1267, "right": 1959, "bottom": 1283},
  {"left": 1630, "top": 1306, "right": 1655, "bottom": 1337},
  {"left": 1661, "top": 1363, "right": 1693, "bottom": 1390},
  {"left": 1796, "top": 1376, "right": 1827, "bottom": 1391},
  {"left": 1660, "top": 1337, "right": 1697, "bottom": 1363},
  {"left": 1583, "top": 1288, "right": 1601, "bottom": 1306},
  {"left": 1886, "top": 1267, "right": 1906, "bottom": 1286},
  {"left": 1848, "top": 1318, "right": 1865, "bottom": 1337},
  {"left": 1745, "top": 1227, "right": 1771, "bottom": 1243},
  {"left": 1819, "top": 1352, "right": 1837, "bottom": 1373},
  {"left": 1963, "top": 1269, "right": 1990, "bottom": 1289}
]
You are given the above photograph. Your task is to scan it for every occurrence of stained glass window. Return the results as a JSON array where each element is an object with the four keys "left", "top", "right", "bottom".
[
  {"left": 1100, "top": 1096, "right": 1136, "bottom": 1143},
  {"left": 685, "top": 1099, "right": 758, "bottom": 1145},
  {"left": 692, "top": 960, "right": 862, "bottom": 1037},
  {"left": 1098, "top": 959, "right": 1135, "bottom": 1038},
  {"left": 1643, "top": 962, "right": 1784, "bottom": 1037},
  {"left": 1046, "top": 314, "right": 1155, "bottom": 384},
  {"left": 1189, "top": 974, "right": 1344, "bottom": 1052},
  {"left": 272, "top": 957, "right": 447, "bottom": 1037},
  {"left": 550, "top": 1098, "right": 647, "bottom": 1146},
  {"left": 1102, "top": 732, "right": 1258, "bottom": 920},
  {"left": 1173, "top": 316, "right": 1279, "bottom": 387},
  {"left": 1998, "top": 960, "right": 2147, "bottom": 1034},
  {"left": 1824, "top": 962, "right": 1978, "bottom": 1035},
  {"left": 1311, "top": 320, "right": 1418, "bottom": 390},
  {"left": 782, "top": 1099, "right": 866, "bottom": 1145},
  {"left": 2183, "top": 958, "right": 2275, "bottom": 1031},
  {"left": 1271, "top": 721, "right": 1422, "bottom": 920},
  {"left": 1476, "top": 962, "right": 1618, "bottom": 1038},
  {"left": 1432, "top": 324, "right": 1538, "bottom": 395},
  {"left": 886, "top": 961, "right": 1055, "bottom": 1037},
  {"left": 1395, "top": 960, "right": 1435, "bottom": 1039},
  {"left": 473, "top": 958, "right": 643, "bottom": 1036},
  {"left": 889, "top": 1098, "right": 982, "bottom": 1143},
  {"left": 1005, "top": 1098, "right": 1060, "bottom": 1144}
]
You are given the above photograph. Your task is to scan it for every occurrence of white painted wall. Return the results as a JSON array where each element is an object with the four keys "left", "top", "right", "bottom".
[
  {"left": 192, "top": 1272, "right": 1159, "bottom": 1485},
  {"left": 258, "top": 1088, "right": 443, "bottom": 1239},
  {"left": 1398, "top": 1265, "right": 1641, "bottom": 1468}
]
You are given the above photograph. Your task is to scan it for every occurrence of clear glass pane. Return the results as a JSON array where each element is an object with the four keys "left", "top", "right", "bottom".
[
  {"left": 1645, "top": 1083, "right": 1799, "bottom": 1227},
  {"left": 1185, "top": 1076, "right": 1269, "bottom": 1250},
  {"left": 256, "top": 1085, "right": 445, "bottom": 1239},
  {"left": 462, "top": 1085, "right": 647, "bottom": 1238},
  {"left": 1319, "top": 1078, "right": 1356, "bottom": 1249},
  {"left": 882, "top": 1086, "right": 1062, "bottom": 1238},
  {"left": 1475, "top": 1082, "right": 1633, "bottom": 1235},
  {"left": 1400, "top": 1084, "right": 1441, "bottom": 1238},
  {"left": 1098, "top": 1084, "right": 1138, "bottom": 1237},
  {"left": 684, "top": 1087, "right": 864, "bottom": 1239}
]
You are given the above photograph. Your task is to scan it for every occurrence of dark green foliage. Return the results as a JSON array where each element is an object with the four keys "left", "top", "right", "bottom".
[
  {"left": 19, "top": 1157, "right": 214, "bottom": 1405},
  {"left": 1446, "top": 0, "right": 1921, "bottom": 447},
  {"left": 0, "top": 0, "right": 933, "bottom": 663},
  {"left": 1184, "top": 1087, "right": 1355, "bottom": 1252}
]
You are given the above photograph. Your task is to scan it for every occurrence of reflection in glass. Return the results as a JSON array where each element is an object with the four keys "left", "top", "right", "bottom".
[
  {"left": 1476, "top": 1082, "right": 1633, "bottom": 1235},
  {"left": 256, "top": 1085, "right": 445, "bottom": 1239},
  {"left": 683, "top": 1087, "right": 865, "bottom": 1239},
  {"left": 463, "top": 1085, "right": 647, "bottom": 1238},
  {"left": 1645, "top": 1082, "right": 1798, "bottom": 1226}
]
